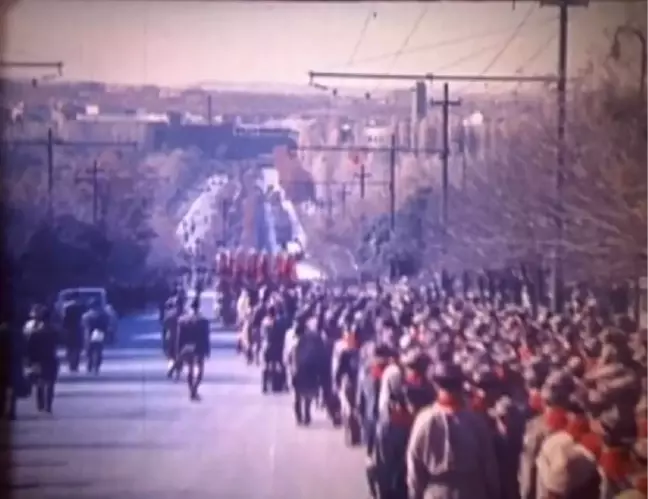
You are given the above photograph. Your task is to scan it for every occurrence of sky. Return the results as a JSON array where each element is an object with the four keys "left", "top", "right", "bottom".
[{"left": 1, "top": 0, "right": 645, "bottom": 91}]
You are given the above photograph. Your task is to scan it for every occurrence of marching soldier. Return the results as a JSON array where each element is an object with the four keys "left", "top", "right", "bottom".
[
  {"left": 233, "top": 247, "right": 247, "bottom": 286},
  {"left": 282, "top": 251, "right": 297, "bottom": 285},
  {"left": 257, "top": 251, "right": 270, "bottom": 286},
  {"left": 246, "top": 249, "right": 258, "bottom": 285},
  {"left": 274, "top": 252, "right": 286, "bottom": 285},
  {"left": 332, "top": 329, "right": 362, "bottom": 446},
  {"left": 406, "top": 360, "right": 501, "bottom": 499}
]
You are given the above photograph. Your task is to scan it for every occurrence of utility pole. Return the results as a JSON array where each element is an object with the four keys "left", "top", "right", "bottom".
[
  {"left": 355, "top": 161, "right": 372, "bottom": 199},
  {"left": 389, "top": 134, "right": 397, "bottom": 235},
  {"left": 430, "top": 83, "right": 461, "bottom": 235},
  {"left": 339, "top": 182, "right": 351, "bottom": 215},
  {"left": 207, "top": 94, "right": 213, "bottom": 126},
  {"left": 4, "top": 133, "right": 137, "bottom": 224},
  {"left": 552, "top": 0, "right": 569, "bottom": 314},
  {"left": 74, "top": 159, "right": 100, "bottom": 224},
  {"left": 47, "top": 128, "right": 54, "bottom": 221}
]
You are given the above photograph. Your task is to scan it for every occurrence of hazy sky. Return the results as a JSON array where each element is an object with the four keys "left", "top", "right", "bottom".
[{"left": 2, "top": 0, "right": 644, "bottom": 90}]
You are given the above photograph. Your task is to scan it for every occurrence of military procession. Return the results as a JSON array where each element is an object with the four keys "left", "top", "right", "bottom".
[
  {"left": 1, "top": 239, "right": 646, "bottom": 498},
  {"left": 154, "top": 245, "right": 646, "bottom": 499}
]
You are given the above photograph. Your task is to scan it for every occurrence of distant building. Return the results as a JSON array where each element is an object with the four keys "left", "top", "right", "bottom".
[{"left": 364, "top": 125, "right": 391, "bottom": 149}]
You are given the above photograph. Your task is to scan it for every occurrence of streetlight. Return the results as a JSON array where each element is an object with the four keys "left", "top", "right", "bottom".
[{"left": 610, "top": 25, "right": 647, "bottom": 98}]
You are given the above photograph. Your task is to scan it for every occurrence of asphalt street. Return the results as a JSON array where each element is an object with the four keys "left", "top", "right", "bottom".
[{"left": 1, "top": 311, "right": 368, "bottom": 499}]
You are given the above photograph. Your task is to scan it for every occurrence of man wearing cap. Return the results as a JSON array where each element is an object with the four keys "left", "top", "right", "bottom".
[
  {"left": 332, "top": 328, "right": 361, "bottom": 444},
  {"left": 406, "top": 360, "right": 500, "bottom": 499},
  {"left": 358, "top": 343, "right": 395, "bottom": 498},
  {"left": 533, "top": 387, "right": 601, "bottom": 499},
  {"left": 519, "top": 358, "right": 552, "bottom": 499}
]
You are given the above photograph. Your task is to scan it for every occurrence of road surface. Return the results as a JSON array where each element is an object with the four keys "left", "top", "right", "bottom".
[{"left": 1, "top": 311, "right": 368, "bottom": 499}]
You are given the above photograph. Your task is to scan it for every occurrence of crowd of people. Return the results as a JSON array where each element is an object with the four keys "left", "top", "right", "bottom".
[
  {"left": 161, "top": 255, "right": 647, "bottom": 499},
  {"left": 0, "top": 293, "right": 116, "bottom": 419},
  {"left": 2, "top": 244, "right": 646, "bottom": 499}
]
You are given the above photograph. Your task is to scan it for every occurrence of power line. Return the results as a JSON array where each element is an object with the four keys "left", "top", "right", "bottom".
[
  {"left": 386, "top": 6, "right": 429, "bottom": 73},
  {"left": 371, "top": 5, "right": 429, "bottom": 95},
  {"left": 329, "top": 15, "right": 558, "bottom": 70},
  {"left": 346, "top": 9, "right": 377, "bottom": 66},
  {"left": 480, "top": 4, "right": 537, "bottom": 76},
  {"left": 435, "top": 39, "right": 517, "bottom": 73},
  {"left": 458, "top": 4, "right": 538, "bottom": 93},
  {"left": 515, "top": 32, "right": 557, "bottom": 73}
]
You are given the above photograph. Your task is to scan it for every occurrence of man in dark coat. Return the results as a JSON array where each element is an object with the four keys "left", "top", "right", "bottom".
[
  {"left": 23, "top": 304, "right": 59, "bottom": 413},
  {"left": 61, "top": 293, "right": 85, "bottom": 372},
  {"left": 163, "top": 295, "right": 184, "bottom": 380},
  {"left": 177, "top": 297, "right": 210, "bottom": 401},
  {"left": 285, "top": 321, "right": 325, "bottom": 426}
]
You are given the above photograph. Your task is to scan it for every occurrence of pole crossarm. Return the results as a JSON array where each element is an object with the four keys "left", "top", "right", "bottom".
[
  {"left": 308, "top": 70, "right": 561, "bottom": 84},
  {"left": 3, "top": 139, "right": 138, "bottom": 148},
  {"left": 0, "top": 61, "right": 63, "bottom": 70}
]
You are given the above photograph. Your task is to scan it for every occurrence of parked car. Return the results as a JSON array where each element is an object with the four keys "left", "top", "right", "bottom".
[{"left": 53, "top": 287, "right": 118, "bottom": 342}]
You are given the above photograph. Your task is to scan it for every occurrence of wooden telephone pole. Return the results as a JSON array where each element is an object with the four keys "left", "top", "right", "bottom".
[
  {"left": 431, "top": 83, "right": 461, "bottom": 235},
  {"left": 3, "top": 131, "right": 137, "bottom": 222},
  {"left": 308, "top": 3, "right": 578, "bottom": 299}
]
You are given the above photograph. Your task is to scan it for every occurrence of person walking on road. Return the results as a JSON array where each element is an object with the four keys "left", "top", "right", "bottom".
[
  {"left": 61, "top": 292, "right": 85, "bottom": 372},
  {"left": 82, "top": 299, "right": 110, "bottom": 374},
  {"left": 162, "top": 295, "right": 184, "bottom": 380},
  {"left": 23, "top": 304, "right": 59, "bottom": 414},
  {"left": 177, "top": 297, "right": 210, "bottom": 401}
]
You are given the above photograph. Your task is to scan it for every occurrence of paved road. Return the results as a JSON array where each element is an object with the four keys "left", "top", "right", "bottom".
[{"left": 1, "top": 311, "right": 368, "bottom": 499}]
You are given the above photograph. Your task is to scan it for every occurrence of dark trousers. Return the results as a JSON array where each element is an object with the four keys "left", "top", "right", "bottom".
[
  {"left": 87, "top": 342, "right": 104, "bottom": 373},
  {"left": 67, "top": 347, "right": 81, "bottom": 372},
  {"left": 1, "top": 385, "right": 17, "bottom": 419},
  {"left": 293, "top": 390, "right": 313, "bottom": 424},
  {"left": 35, "top": 378, "right": 55, "bottom": 412},
  {"left": 182, "top": 353, "right": 204, "bottom": 398}
]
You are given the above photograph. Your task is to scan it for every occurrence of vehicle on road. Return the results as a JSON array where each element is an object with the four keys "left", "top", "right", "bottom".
[{"left": 53, "top": 287, "right": 118, "bottom": 341}]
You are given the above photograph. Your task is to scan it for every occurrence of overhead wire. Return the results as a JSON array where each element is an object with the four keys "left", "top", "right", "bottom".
[
  {"left": 457, "top": 3, "right": 538, "bottom": 94},
  {"left": 435, "top": 39, "right": 523, "bottom": 73},
  {"left": 341, "top": 15, "right": 558, "bottom": 70},
  {"left": 346, "top": 9, "right": 377, "bottom": 67},
  {"left": 479, "top": 4, "right": 537, "bottom": 76},
  {"left": 514, "top": 31, "right": 557, "bottom": 74},
  {"left": 370, "top": 5, "right": 429, "bottom": 96}
]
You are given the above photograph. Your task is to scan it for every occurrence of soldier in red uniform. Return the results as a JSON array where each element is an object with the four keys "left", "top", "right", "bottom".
[
  {"left": 273, "top": 252, "right": 286, "bottom": 286},
  {"left": 257, "top": 251, "right": 270, "bottom": 286},
  {"left": 283, "top": 252, "right": 297, "bottom": 285},
  {"left": 246, "top": 249, "right": 258, "bottom": 285},
  {"left": 233, "top": 247, "right": 246, "bottom": 287},
  {"left": 216, "top": 250, "right": 231, "bottom": 283}
]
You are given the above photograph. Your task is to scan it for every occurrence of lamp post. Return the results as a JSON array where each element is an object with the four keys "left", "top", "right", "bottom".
[{"left": 610, "top": 25, "right": 647, "bottom": 98}]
